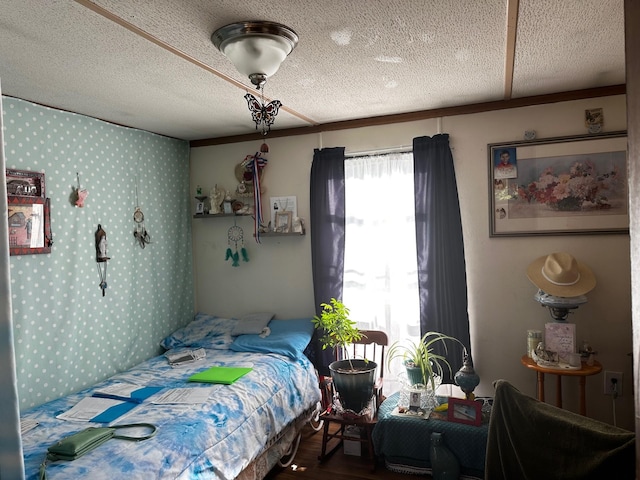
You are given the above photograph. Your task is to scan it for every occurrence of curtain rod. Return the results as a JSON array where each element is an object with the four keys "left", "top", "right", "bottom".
[{"left": 345, "top": 144, "right": 413, "bottom": 158}]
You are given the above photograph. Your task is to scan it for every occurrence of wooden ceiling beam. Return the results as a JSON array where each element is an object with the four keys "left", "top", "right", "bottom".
[
  {"left": 190, "top": 84, "right": 626, "bottom": 147},
  {"left": 504, "top": 0, "right": 520, "bottom": 99}
]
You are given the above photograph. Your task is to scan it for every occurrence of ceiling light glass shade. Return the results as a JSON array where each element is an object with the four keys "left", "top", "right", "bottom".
[{"left": 212, "top": 21, "right": 298, "bottom": 87}]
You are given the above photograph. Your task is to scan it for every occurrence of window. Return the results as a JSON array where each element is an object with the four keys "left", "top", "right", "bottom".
[{"left": 342, "top": 152, "right": 420, "bottom": 394}]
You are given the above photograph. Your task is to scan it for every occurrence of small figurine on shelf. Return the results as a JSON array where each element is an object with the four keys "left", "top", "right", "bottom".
[
  {"left": 292, "top": 217, "right": 305, "bottom": 234},
  {"left": 209, "top": 184, "right": 225, "bottom": 214},
  {"left": 579, "top": 341, "right": 597, "bottom": 366}
]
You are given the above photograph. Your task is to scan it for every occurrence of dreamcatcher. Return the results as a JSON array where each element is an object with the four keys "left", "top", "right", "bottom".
[
  {"left": 133, "top": 180, "right": 151, "bottom": 249},
  {"left": 225, "top": 223, "right": 249, "bottom": 267}
]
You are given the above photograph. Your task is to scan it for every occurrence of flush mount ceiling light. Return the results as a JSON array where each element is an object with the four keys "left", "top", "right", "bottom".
[
  {"left": 212, "top": 21, "right": 298, "bottom": 89},
  {"left": 212, "top": 21, "right": 298, "bottom": 135}
]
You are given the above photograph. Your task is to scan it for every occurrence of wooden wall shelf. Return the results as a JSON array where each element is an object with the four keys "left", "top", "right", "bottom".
[
  {"left": 192, "top": 213, "right": 251, "bottom": 219},
  {"left": 255, "top": 231, "right": 305, "bottom": 237}
]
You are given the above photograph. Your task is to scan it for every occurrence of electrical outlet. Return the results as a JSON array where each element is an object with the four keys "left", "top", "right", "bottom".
[{"left": 604, "top": 371, "right": 623, "bottom": 396}]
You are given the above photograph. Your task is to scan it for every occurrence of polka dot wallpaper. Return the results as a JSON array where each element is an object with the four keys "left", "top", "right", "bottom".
[{"left": 2, "top": 97, "right": 195, "bottom": 410}]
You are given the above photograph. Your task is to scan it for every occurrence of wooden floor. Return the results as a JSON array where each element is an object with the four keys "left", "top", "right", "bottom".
[{"left": 264, "top": 423, "right": 432, "bottom": 480}]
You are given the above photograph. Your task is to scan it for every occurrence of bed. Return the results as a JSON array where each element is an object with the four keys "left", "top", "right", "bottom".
[{"left": 20, "top": 313, "right": 322, "bottom": 480}]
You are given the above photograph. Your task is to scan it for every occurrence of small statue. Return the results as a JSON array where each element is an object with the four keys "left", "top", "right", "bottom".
[
  {"left": 292, "top": 217, "right": 304, "bottom": 234},
  {"left": 95, "top": 224, "right": 109, "bottom": 296},
  {"left": 95, "top": 224, "right": 110, "bottom": 262},
  {"left": 209, "top": 184, "right": 225, "bottom": 214},
  {"left": 533, "top": 342, "right": 559, "bottom": 366}
]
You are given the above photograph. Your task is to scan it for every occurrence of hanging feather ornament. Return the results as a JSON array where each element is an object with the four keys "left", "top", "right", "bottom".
[
  {"left": 241, "top": 151, "right": 268, "bottom": 243},
  {"left": 73, "top": 172, "right": 88, "bottom": 207},
  {"left": 226, "top": 223, "right": 248, "bottom": 267}
]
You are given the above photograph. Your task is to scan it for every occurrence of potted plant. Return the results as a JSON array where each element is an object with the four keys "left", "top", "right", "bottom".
[
  {"left": 386, "top": 331, "right": 463, "bottom": 392},
  {"left": 312, "top": 298, "right": 377, "bottom": 413}
]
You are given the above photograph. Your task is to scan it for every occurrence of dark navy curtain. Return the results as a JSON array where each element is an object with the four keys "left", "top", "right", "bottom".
[
  {"left": 413, "top": 134, "right": 471, "bottom": 382},
  {"left": 309, "top": 147, "right": 346, "bottom": 376}
]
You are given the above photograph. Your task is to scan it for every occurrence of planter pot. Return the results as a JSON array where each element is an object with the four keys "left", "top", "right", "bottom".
[
  {"left": 403, "top": 361, "right": 442, "bottom": 391},
  {"left": 405, "top": 363, "right": 426, "bottom": 386},
  {"left": 329, "top": 359, "right": 377, "bottom": 413}
]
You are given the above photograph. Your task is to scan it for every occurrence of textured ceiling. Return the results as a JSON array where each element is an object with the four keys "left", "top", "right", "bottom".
[{"left": 0, "top": 0, "right": 626, "bottom": 142}]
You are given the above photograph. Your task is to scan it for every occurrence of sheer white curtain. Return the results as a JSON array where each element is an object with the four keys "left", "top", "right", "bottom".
[{"left": 343, "top": 152, "right": 420, "bottom": 395}]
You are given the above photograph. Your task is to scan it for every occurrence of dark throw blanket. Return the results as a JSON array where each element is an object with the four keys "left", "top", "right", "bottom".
[{"left": 485, "top": 379, "right": 635, "bottom": 480}]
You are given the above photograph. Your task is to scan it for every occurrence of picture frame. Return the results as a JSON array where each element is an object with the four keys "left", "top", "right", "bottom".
[
  {"left": 447, "top": 397, "right": 482, "bottom": 426},
  {"left": 489, "top": 131, "right": 628, "bottom": 237},
  {"left": 7, "top": 197, "right": 52, "bottom": 255},
  {"left": 6, "top": 168, "right": 45, "bottom": 199},
  {"left": 270, "top": 196, "right": 298, "bottom": 225},
  {"left": 409, "top": 390, "right": 422, "bottom": 412},
  {"left": 275, "top": 211, "right": 292, "bottom": 233}
]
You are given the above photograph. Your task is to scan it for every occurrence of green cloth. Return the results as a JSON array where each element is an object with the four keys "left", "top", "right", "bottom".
[
  {"left": 372, "top": 391, "right": 488, "bottom": 477},
  {"left": 485, "top": 379, "right": 635, "bottom": 480},
  {"left": 187, "top": 366, "right": 252, "bottom": 384}
]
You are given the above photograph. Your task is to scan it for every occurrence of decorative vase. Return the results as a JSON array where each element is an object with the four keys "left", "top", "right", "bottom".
[
  {"left": 430, "top": 432, "right": 460, "bottom": 480},
  {"left": 454, "top": 352, "right": 480, "bottom": 399}
]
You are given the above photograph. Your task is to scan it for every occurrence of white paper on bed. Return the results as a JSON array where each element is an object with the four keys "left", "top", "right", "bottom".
[
  {"left": 94, "top": 383, "right": 145, "bottom": 399},
  {"left": 20, "top": 419, "right": 39, "bottom": 435},
  {"left": 151, "top": 387, "right": 217, "bottom": 404},
  {"left": 56, "top": 397, "right": 127, "bottom": 422}
]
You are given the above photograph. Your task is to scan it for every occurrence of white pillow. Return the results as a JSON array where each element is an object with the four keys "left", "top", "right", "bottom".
[{"left": 231, "top": 312, "right": 275, "bottom": 335}]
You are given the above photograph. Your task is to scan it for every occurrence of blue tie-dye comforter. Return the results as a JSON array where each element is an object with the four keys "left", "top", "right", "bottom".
[{"left": 21, "top": 349, "right": 321, "bottom": 479}]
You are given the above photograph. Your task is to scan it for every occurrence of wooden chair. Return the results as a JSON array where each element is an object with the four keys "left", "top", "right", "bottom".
[{"left": 317, "top": 330, "right": 388, "bottom": 471}]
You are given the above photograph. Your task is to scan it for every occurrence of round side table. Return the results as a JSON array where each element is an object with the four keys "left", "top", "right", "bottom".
[{"left": 520, "top": 355, "right": 602, "bottom": 415}]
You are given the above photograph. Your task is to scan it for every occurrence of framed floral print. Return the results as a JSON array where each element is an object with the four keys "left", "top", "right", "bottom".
[{"left": 489, "top": 131, "right": 628, "bottom": 236}]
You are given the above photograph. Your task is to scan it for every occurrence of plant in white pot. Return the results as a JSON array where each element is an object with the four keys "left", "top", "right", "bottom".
[
  {"left": 386, "top": 331, "right": 463, "bottom": 392},
  {"left": 312, "top": 298, "right": 377, "bottom": 413}
]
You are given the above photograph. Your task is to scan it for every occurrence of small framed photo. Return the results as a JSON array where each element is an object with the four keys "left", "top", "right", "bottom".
[
  {"left": 275, "top": 211, "right": 292, "bottom": 233},
  {"left": 195, "top": 201, "right": 204, "bottom": 215},
  {"left": 6, "top": 168, "right": 45, "bottom": 199},
  {"left": 409, "top": 390, "right": 421, "bottom": 412},
  {"left": 8, "top": 198, "right": 52, "bottom": 255},
  {"left": 447, "top": 397, "right": 482, "bottom": 426}
]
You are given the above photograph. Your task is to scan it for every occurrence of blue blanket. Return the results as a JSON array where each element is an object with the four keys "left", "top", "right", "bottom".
[{"left": 21, "top": 349, "right": 320, "bottom": 479}]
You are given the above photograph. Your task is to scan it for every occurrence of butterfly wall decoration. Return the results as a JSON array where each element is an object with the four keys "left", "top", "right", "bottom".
[{"left": 244, "top": 93, "right": 282, "bottom": 136}]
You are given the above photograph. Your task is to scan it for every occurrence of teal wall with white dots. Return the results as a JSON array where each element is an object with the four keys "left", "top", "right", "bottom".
[{"left": 2, "top": 97, "right": 195, "bottom": 410}]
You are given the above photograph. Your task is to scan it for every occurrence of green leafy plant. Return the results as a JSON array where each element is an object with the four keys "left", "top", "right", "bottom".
[
  {"left": 386, "top": 331, "right": 463, "bottom": 391},
  {"left": 312, "top": 298, "right": 362, "bottom": 370}
]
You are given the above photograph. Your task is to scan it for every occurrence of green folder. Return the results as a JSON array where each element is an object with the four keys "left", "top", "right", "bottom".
[{"left": 187, "top": 366, "right": 252, "bottom": 385}]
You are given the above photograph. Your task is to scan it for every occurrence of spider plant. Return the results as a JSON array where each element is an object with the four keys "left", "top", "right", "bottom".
[{"left": 386, "top": 331, "right": 463, "bottom": 391}]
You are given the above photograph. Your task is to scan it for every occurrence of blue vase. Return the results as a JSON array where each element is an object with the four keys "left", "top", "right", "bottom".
[
  {"left": 454, "top": 352, "right": 480, "bottom": 399},
  {"left": 430, "top": 432, "right": 460, "bottom": 480}
]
